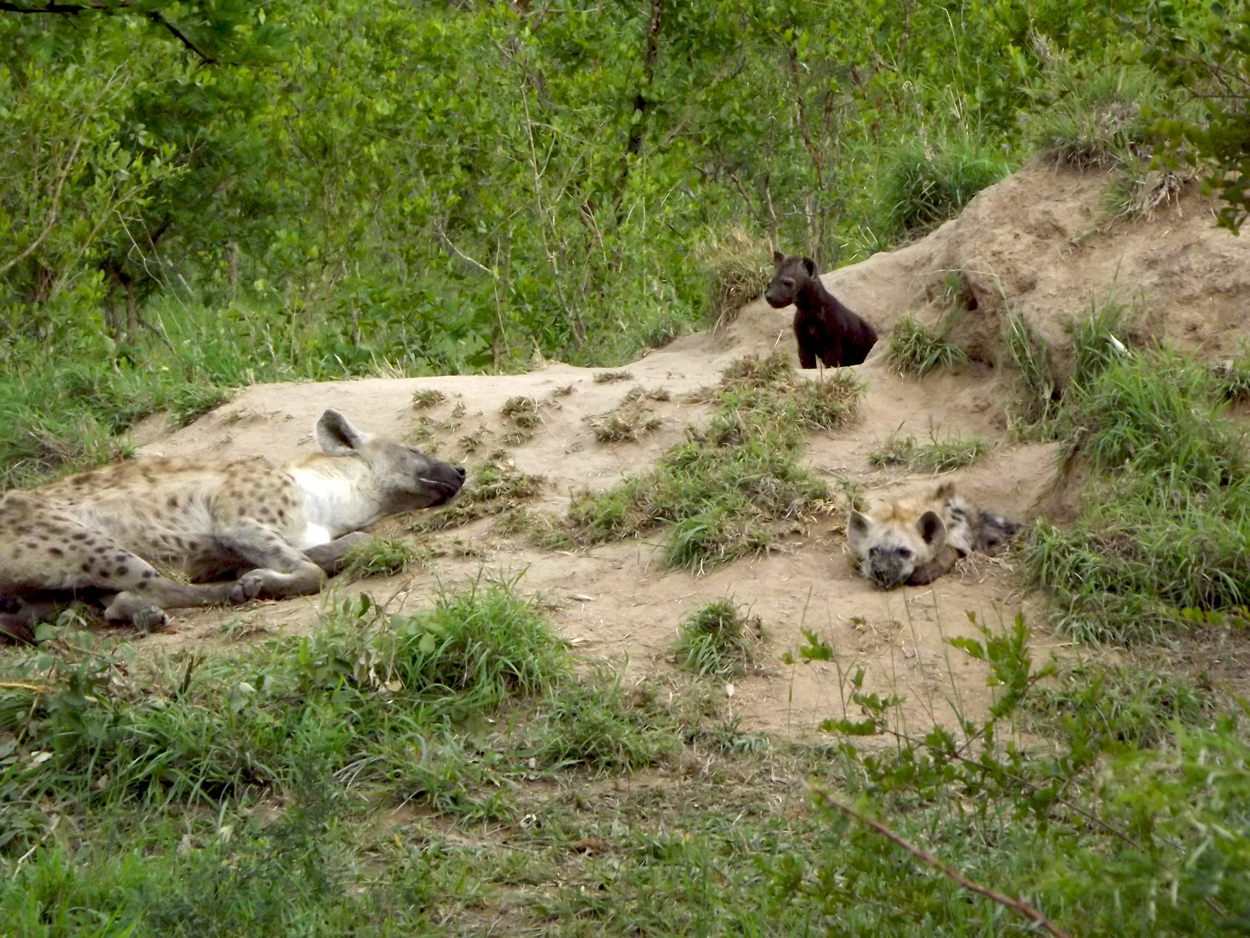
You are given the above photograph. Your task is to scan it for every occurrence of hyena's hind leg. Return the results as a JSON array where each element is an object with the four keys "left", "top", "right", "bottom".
[
  {"left": 7, "top": 517, "right": 249, "bottom": 631},
  {"left": 105, "top": 565, "right": 249, "bottom": 632}
]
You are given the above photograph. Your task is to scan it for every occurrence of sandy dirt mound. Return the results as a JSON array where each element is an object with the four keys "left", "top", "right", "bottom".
[
  {"left": 122, "top": 162, "right": 1250, "bottom": 738},
  {"left": 826, "top": 160, "right": 1250, "bottom": 380}
]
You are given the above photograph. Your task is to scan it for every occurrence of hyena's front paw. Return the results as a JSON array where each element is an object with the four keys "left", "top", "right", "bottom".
[
  {"left": 133, "top": 605, "right": 170, "bottom": 634},
  {"left": 230, "top": 570, "right": 270, "bottom": 603},
  {"left": 106, "top": 592, "right": 170, "bottom": 633}
]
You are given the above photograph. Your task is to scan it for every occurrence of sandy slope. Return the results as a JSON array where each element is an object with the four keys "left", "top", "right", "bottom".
[{"left": 125, "top": 161, "right": 1250, "bottom": 737}]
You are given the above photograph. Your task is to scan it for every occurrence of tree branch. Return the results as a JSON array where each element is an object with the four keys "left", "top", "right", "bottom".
[
  {"left": 0, "top": 130, "right": 83, "bottom": 278},
  {"left": 625, "top": 0, "right": 663, "bottom": 158},
  {"left": 785, "top": 44, "right": 825, "bottom": 185},
  {"left": 0, "top": 1, "right": 138, "bottom": 15},
  {"left": 809, "top": 786, "right": 1074, "bottom": 938},
  {"left": 434, "top": 223, "right": 494, "bottom": 277},
  {"left": 145, "top": 9, "right": 216, "bottom": 63},
  {"left": 0, "top": 2, "right": 218, "bottom": 64}
]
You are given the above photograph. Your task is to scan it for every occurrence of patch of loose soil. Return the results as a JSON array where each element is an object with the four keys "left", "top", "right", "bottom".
[{"left": 72, "top": 163, "right": 1250, "bottom": 737}]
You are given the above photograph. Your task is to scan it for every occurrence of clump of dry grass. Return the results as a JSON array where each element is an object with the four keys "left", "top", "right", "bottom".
[
  {"left": 501, "top": 396, "right": 540, "bottom": 428},
  {"left": 623, "top": 385, "right": 671, "bottom": 403},
  {"left": 412, "top": 454, "right": 546, "bottom": 533},
  {"left": 594, "top": 371, "right": 634, "bottom": 384},
  {"left": 411, "top": 388, "right": 447, "bottom": 409},
  {"left": 697, "top": 228, "right": 772, "bottom": 330},
  {"left": 719, "top": 349, "right": 794, "bottom": 389},
  {"left": 1105, "top": 168, "right": 1193, "bottom": 222},
  {"left": 501, "top": 396, "right": 542, "bottom": 445},
  {"left": 592, "top": 412, "right": 663, "bottom": 443},
  {"left": 591, "top": 385, "right": 671, "bottom": 443}
]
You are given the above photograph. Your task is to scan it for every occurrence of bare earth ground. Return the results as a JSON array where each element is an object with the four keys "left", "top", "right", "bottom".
[{"left": 120, "top": 161, "right": 1250, "bottom": 738}]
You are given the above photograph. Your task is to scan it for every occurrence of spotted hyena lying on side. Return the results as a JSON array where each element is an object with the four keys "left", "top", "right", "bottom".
[
  {"left": 0, "top": 409, "right": 465, "bottom": 641},
  {"left": 847, "top": 483, "right": 1019, "bottom": 589}
]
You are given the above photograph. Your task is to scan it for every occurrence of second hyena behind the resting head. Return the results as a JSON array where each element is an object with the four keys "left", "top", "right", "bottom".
[
  {"left": 847, "top": 483, "right": 1019, "bottom": 589},
  {"left": 0, "top": 409, "right": 465, "bottom": 639}
]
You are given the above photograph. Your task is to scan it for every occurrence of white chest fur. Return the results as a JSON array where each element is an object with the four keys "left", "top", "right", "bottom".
[{"left": 287, "top": 466, "right": 379, "bottom": 547}]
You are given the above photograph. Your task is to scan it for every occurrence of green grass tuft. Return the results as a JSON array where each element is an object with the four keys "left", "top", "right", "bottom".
[
  {"left": 662, "top": 508, "right": 774, "bottom": 572},
  {"left": 879, "top": 137, "right": 1011, "bottom": 239},
  {"left": 1068, "top": 297, "right": 1131, "bottom": 394},
  {"left": 385, "top": 584, "right": 572, "bottom": 716},
  {"left": 1003, "top": 310, "right": 1061, "bottom": 427},
  {"left": 869, "top": 433, "right": 990, "bottom": 473},
  {"left": 561, "top": 353, "right": 859, "bottom": 571},
  {"left": 411, "top": 388, "right": 447, "bottom": 409},
  {"left": 529, "top": 673, "right": 677, "bottom": 774},
  {"left": 339, "top": 536, "right": 424, "bottom": 580},
  {"left": 1025, "top": 63, "right": 1168, "bottom": 169},
  {"left": 1025, "top": 349, "right": 1250, "bottom": 643},
  {"left": 671, "top": 599, "right": 763, "bottom": 679},
  {"left": 887, "top": 315, "right": 968, "bottom": 377},
  {"left": 1075, "top": 353, "right": 1241, "bottom": 485}
]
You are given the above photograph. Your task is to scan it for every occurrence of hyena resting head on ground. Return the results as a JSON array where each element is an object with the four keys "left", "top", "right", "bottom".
[
  {"left": 0, "top": 409, "right": 465, "bottom": 642},
  {"left": 847, "top": 483, "right": 1020, "bottom": 589}
]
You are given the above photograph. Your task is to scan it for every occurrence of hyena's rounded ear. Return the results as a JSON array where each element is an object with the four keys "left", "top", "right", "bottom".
[
  {"left": 802, "top": 256, "right": 817, "bottom": 276},
  {"left": 316, "top": 409, "right": 372, "bottom": 456},
  {"left": 847, "top": 511, "right": 871, "bottom": 550},
  {"left": 772, "top": 250, "right": 785, "bottom": 266},
  {"left": 916, "top": 510, "right": 947, "bottom": 549}
]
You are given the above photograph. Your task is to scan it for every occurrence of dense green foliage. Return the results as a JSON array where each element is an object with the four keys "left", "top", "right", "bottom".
[
  {"left": 1142, "top": 0, "right": 1250, "bottom": 231},
  {"left": 817, "top": 614, "right": 1248, "bottom": 937},
  {"left": 2, "top": 0, "right": 1221, "bottom": 483}
]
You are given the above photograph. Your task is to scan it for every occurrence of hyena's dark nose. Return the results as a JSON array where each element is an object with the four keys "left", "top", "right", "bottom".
[{"left": 453, "top": 466, "right": 467, "bottom": 481}]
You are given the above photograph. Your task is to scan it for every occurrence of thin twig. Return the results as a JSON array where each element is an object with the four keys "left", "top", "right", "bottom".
[
  {"left": 0, "top": 130, "right": 86, "bottom": 278},
  {"left": 809, "top": 785, "right": 1073, "bottom": 938},
  {"left": 146, "top": 10, "right": 216, "bottom": 63},
  {"left": 434, "top": 224, "right": 494, "bottom": 277}
]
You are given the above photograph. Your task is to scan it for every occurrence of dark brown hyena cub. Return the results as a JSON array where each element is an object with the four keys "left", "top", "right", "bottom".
[{"left": 765, "top": 252, "right": 878, "bottom": 369}]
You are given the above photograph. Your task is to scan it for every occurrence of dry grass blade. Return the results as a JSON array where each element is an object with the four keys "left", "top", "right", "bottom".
[{"left": 809, "top": 786, "right": 1074, "bottom": 938}]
